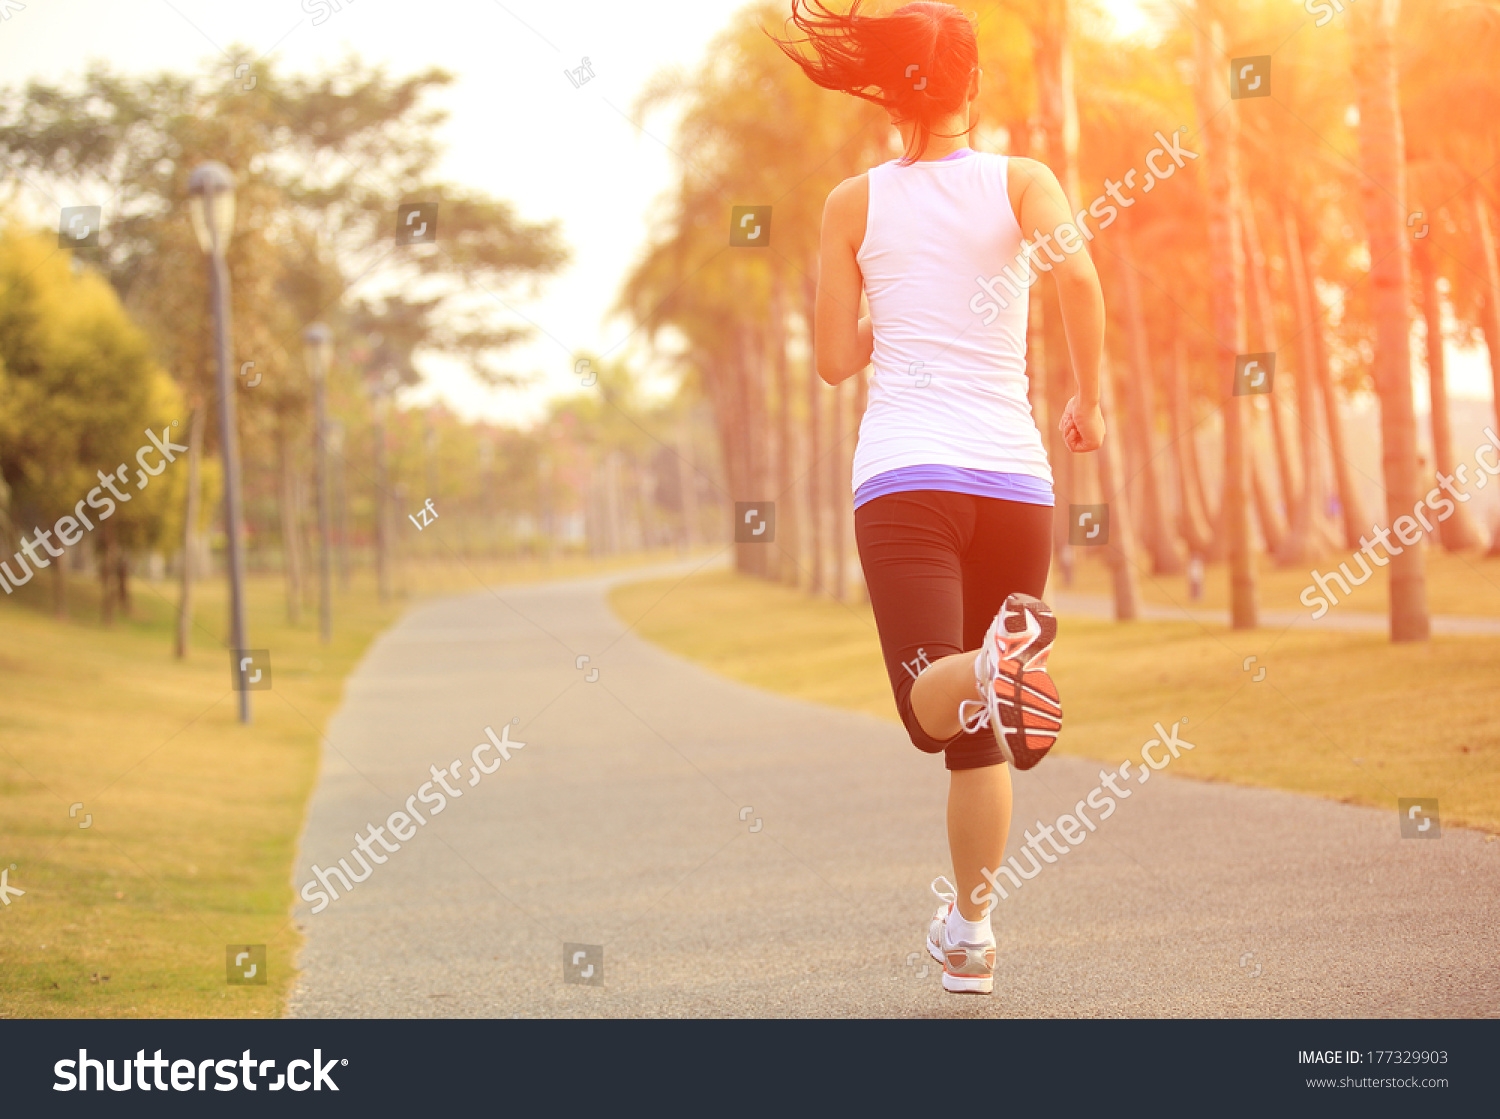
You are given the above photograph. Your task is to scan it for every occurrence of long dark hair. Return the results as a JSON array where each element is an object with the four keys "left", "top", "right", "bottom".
[{"left": 770, "top": 1, "right": 979, "bottom": 164}]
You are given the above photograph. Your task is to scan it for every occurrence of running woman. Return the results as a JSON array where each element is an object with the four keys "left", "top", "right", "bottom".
[{"left": 774, "top": 1, "right": 1106, "bottom": 994}]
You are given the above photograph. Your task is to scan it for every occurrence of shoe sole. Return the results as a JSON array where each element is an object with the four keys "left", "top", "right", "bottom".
[
  {"left": 927, "top": 937, "right": 994, "bottom": 995},
  {"left": 987, "top": 593, "right": 1061, "bottom": 771}
]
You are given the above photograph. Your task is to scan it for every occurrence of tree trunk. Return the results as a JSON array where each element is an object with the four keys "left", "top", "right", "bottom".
[
  {"left": 1119, "top": 230, "right": 1183, "bottom": 574},
  {"left": 1298, "top": 215, "right": 1367, "bottom": 549},
  {"left": 676, "top": 410, "right": 698, "bottom": 552},
  {"left": 1242, "top": 198, "right": 1300, "bottom": 519},
  {"left": 1032, "top": 0, "right": 1086, "bottom": 590},
  {"left": 1097, "top": 354, "right": 1141, "bottom": 620},
  {"left": 51, "top": 554, "right": 66, "bottom": 618},
  {"left": 771, "top": 271, "right": 798, "bottom": 585},
  {"left": 175, "top": 399, "right": 204, "bottom": 658},
  {"left": 804, "top": 274, "right": 825, "bottom": 595},
  {"left": 99, "top": 518, "right": 118, "bottom": 626},
  {"left": 1276, "top": 210, "right": 1322, "bottom": 566},
  {"left": 277, "top": 419, "right": 303, "bottom": 624},
  {"left": 1250, "top": 448, "right": 1286, "bottom": 555},
  {"left": 1415, "top": 234, "right": 1485, "bottom": 550},
  {"left": 1168, "top": 327, "right": 1215, "bottom": 558},
  {"left": 1197, "top": 13, "right": 1256, "bottom": 628},
  {"left": 1472, "top": 188, "right": 1500, "bottom": 439},
  {"left": 1351, "top": 0, "right": 1430, "bottom": 642},
  {"left": 743, "top": 319, "right": 771, "bottom": 579}
]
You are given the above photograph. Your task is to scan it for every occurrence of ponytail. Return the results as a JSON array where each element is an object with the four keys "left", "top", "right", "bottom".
[{"left": 770, "top": 1, "right": 979, "bottom": 164}]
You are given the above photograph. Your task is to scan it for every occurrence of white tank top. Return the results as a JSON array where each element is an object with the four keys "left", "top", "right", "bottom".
[{"left": 852, "top": 150, "right": 1052, "bottom": 492}]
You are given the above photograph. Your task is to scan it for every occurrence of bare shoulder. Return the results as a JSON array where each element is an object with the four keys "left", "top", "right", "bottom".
[
  {"left": 822, "top": 172, "right": 869, "bottom": 240},
  {"left": 1005, "top": 156, "right": 1063, "bottom": 200},
  {"left": 1004, "top": 156, "right": 1068, "bottom": 233}
]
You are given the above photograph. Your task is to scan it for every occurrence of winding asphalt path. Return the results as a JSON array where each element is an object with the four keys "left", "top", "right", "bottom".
[{"left": 289, "top": 563, "right": 1500, "bottom": 1018}]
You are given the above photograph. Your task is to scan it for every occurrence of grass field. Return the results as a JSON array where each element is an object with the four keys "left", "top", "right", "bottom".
[
  {"left": 1063, "top": 544, "right": 1500, "bottom": 619},
  {"left": 0, "top": 548, "right": 682, "bottom": 1018},
  {"left": 610, "top": 568, "right": 1500, "bottom": 834}
]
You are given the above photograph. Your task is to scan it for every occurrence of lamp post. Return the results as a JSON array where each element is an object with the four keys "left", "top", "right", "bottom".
[
  {"left": 367, "top": 365, "right": 396, "bottom": 602},
  {"left": 327, "top": 419, "right": 350, "bottom": 590},
  {"left": 188, "top": 161, "right": 251, "bottom": 724},
  {"left": 304, "top": 323, "right": 334, "bottom": 645}
]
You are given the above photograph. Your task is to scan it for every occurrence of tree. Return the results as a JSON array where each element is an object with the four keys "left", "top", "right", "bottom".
[
  {"left": 1350, "top": 0, "right": 1430, "bottom": 642},
  {"left": 1194, "top": 7, "right": 1257, "bottom": 630},
  {"left": 0, "top": 224, "right": 183, "bottom": 620}
]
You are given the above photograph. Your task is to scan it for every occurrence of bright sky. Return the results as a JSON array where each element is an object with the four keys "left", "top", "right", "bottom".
[{"left": 0, "top": 0, "right": 1488, "bottom": 426}]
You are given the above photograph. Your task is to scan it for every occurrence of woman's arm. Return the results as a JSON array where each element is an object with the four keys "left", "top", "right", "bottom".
[
  {"left": 814, "top": 174, "right": 873, "bottom": 385},
  {"left": 1008, "top": 157, "right": 1107, "bottom": 453}
]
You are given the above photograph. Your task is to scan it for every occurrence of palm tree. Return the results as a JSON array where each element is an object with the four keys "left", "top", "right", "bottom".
[
  {"left": 1194, "top": 8, "right": 1257, "bottom": 629},
  {"left": 1349, "top": 0, "right": 1430, "bottom": 642},
  {"left": 1030, "top": 0, "right": 1142, "bottom": 615}
]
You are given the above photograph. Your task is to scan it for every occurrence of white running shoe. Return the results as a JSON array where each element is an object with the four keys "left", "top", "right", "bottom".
[
  {"left": 926, "top": 876, "right": 994, "bottom": 995},
  {"left": 959, "top": 592, "right": 1062, "bottom": 770}
]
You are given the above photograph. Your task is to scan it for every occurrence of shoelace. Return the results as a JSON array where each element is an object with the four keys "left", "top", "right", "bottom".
[
  {"left": 931, "top": 875, "right": 958, "bottom": 908},
  {"left": 958, "top": 699, "right": 990, "bottom": 733}
]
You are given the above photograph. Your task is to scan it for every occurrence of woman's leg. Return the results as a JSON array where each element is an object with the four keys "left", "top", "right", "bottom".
[
  {"left": 947, "top": 763, "right": 1012, "bottom": 920},
  {"left": 852, "top": 492, "right": 972, "bottom": 757},
  {"left": 945, "top": 499, "right": 1054, "bottom": 920}
]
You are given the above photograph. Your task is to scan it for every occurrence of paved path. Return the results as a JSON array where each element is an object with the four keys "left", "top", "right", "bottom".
[{"left": 289, "top": 564, "right": 1500, "bottom": 1018}]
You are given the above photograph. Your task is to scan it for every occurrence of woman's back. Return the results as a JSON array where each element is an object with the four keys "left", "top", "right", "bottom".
[{"left": 854, "top": 149, "right": 1051, "bottom": 493}]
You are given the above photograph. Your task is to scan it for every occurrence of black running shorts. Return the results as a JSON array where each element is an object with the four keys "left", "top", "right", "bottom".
[{"left": 853, "top": 490, "right": 1052, "bottom": 771}]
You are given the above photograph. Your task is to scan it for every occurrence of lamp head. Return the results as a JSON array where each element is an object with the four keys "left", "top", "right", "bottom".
[
  {"left": 186, "top": 161, "right": 236, "bottom": 255},
  {"left": 303, "top": 322, "right": 334, "bottom": 381}
]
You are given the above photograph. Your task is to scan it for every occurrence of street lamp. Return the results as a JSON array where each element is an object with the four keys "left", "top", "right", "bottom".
[
  {"left": 326, "top": 419, "right": 351, "bottom": 589},
  {"left": 187, "top": 161, "right": 251, "bottom": 724},
  {"left": 366, "top": 361, "right": 398, "bottom": 602},
  {"left": 304, "top": 323, "right": 334, "bottom": 645}
]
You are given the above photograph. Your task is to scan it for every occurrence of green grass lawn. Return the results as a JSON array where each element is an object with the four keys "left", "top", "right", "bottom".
[
  {"left": 1062, "top": 544, "right": 1500, "bottom": 618},
  {"left": 611, "top": 568, "right": 1500, "bottom": 834},
  {"left": 0, "top": 548, "right": 686, "bottom": 1018}
]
